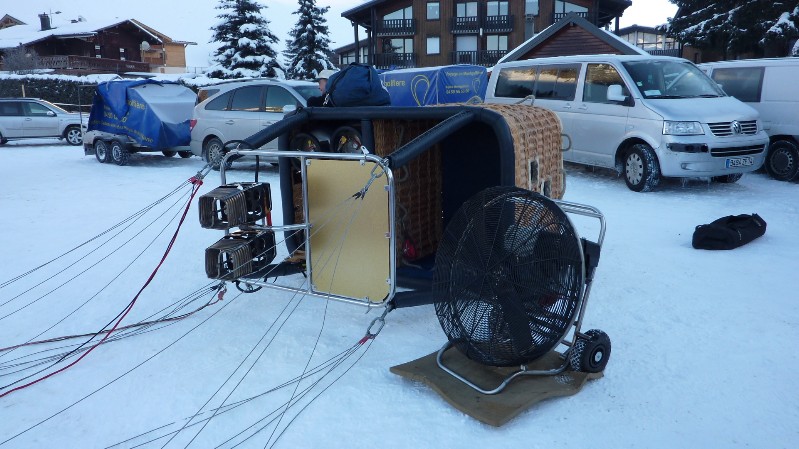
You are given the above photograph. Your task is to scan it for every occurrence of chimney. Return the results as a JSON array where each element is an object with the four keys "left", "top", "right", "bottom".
[{"left": 39, "top": 13, "right": 51, "bottom": 31}]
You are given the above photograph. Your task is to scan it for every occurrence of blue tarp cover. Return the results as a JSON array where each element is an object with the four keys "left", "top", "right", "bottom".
[
  {"left": 379, "top": 65, "right": 488, "bottom": 106},
  {"left": 87, "top": 79, "right": 195, "bottom": 149}
]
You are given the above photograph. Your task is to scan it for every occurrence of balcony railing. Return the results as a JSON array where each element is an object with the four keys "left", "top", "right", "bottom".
[
  {"left": 450, "top": 16, "right": 480, "bottom": 34},
  {"left": 553, "top": 11, "right": 588, "bottom": 22},
  {"left": 375, "top": 19, "right": 416, "bottom": 37},
  {"left": 483, "top": 15, "right": 514, "bottom": 33},
  {"left": 646, "top": 48, "right": 682, "bottom": 57},
  {"left": 374, "top": 52, "right": 417, "bottom": 69},
  {"left": 38, "top": 55, "right": 150, "bottom": 74},
  {"left": 450, "top": 50, "right": 508, "bottom": 66}
]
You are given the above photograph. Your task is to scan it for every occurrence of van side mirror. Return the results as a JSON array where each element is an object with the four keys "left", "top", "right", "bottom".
[{"left": 607, "top": 84, "right": 627, "bottom": 102}]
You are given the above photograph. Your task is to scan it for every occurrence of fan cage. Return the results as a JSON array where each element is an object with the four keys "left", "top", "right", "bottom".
[{"left": 434, "top": 186, "right": 585, "bottom": 367}]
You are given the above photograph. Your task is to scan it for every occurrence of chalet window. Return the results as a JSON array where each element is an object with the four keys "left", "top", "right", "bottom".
[
  {"left": 583, "top": 63, "right": 631, "bottom": 103},
  {"left": 710, "top": 67, "right": 765, "bottom": 103},
  {"left": 486, "top": 34, "right": 508, "bottom": 51},
  {"left": 427, "top": 2, "right": 440, "bottom": 20},
  {"left": 554, "top": 1, "right": 588, "bottom": 14},
  {"left": 384, "top": 6, "right": 412, "bottom": 21},
  {"left": 119, "top": 48, "right": 126, "bottom": 61},
  {"left": 384, "top": 38, "right": 413, "bottom": 54},
  {"left": 487, "top": 1, "right": 509, "bottom": 16},
  {"left": 525, "top": 0, "right": 539, "bottom": 16},
  {"left": 426, "top": 36, "right": 440, "bottom": 54},
  {"left": 341, "top": 51, "right": 355, "bottom": 65},
  {"left": 456, "top": 2, "right": 478, "bottom": 17},
  {"left": 95, "top": 44, "right": 101, "bottom": 58}
]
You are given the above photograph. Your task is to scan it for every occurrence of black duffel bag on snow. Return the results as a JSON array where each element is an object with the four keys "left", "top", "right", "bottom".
[{"left": 692, "top": 213, "right": 767, "bottom": 250}]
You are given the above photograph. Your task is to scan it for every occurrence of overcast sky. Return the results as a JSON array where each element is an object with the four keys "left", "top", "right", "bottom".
[{"left": 6, "top": 0, "right": 679, "bottom": 68}]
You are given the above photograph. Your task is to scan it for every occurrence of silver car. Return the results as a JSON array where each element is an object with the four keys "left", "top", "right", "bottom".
[
  {"left": 189, "top": 79, "right": 320, "bottom": 168},
  {"left": 0, "top": 98, "right": 84, "bottom": 146}
]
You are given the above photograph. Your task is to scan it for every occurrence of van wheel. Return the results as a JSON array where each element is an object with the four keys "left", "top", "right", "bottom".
[
  {"left": 0, "top": 132, "right": 6, "bottom": 145},
  {"left": 204, "top": 137, "right": 229, "bottom": 171},
  {"left": 162, "top": 150, "right": 177, "bottom": 158},
  {"left": 624, "top": 143, "right": 661, "bottom": 192},
  {"left": 711, "top": 173, "right": 743, "bottom": 183},
  {"left": 110, "top": 140, "right": 130, "bottom": 166},
  {"left": 94, "top": 140, "right": 110, "bottom": 163},
  {"left": 64, "top": 126, "right": 83, "bottom": 146},
  {"left": 765, "top": 140, "right": 799, "bottom": 181}
]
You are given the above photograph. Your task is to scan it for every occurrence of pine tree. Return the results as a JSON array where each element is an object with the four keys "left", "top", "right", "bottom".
[
  {"left": 666, "top": 1, "right": 799, "bottom": 59},
  {"left": 283, "top": 0, "right": 336, "bottom": 80},
  {"left": 208, "top": 0, "right": 284, "bottom": 79}
]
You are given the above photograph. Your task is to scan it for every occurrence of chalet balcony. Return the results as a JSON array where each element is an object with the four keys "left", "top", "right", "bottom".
[
  {"left": 39, "top": 55, "right": 151, "bottom": 74},
  {"left": 483, "top": 15, "right": 514, "bottom": 33},
  {"left": 553, "top": 11, "right": 588, "bottom": 22},
  {"left": 375, "top": 19, "right": 416, "bottom": 37},
  {"left": 450, "top": 50, "right": 508, "bottom": 66},
  {"left": 450, "top": 16, "right": 480, "bottom": 34},
  {"left": 646, "top": 48, "right": 682, "bottom": 57},
  {"left": 374, "top": 52, "right": 417, "bottom": 69}
]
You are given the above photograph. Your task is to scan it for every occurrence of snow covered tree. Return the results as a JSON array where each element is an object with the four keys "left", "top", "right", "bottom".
[
  {"left": 666, "top": 1, "right": 799, "bottom": 59},
  {"left": 208, "top": 0, "right": 284, "bottom": 79},
  {"left": 282, "top": 0, "right": 336, "bottom": 80}
]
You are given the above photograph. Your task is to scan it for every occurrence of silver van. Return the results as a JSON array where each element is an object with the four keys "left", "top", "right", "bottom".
[
  {"left": 485, "top": 55, "right": 770, "bottom": 191},
  {"left": 189, "top": 79, "right": 320, "bottom": 168},
  {"left": 699, "top": 58, "right": 799, "bottom": 181}
]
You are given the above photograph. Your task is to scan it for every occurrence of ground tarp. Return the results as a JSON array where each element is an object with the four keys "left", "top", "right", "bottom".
[{"left": 391, "top": 347, "right": 602, "bottom": 427}]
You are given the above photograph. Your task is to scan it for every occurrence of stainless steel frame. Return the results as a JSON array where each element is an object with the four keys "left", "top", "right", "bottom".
[{"left": 218, "top": 149, "right": 397, "bottom": 309}]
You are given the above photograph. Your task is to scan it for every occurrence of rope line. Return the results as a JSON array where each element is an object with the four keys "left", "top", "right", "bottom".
[{"left": 0, "top": 178, "right": 203, "bottom": 399}]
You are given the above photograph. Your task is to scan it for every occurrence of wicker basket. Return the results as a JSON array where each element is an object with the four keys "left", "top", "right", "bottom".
[{"left": 290, "top": 104, "right": 563, "bottom": 262}]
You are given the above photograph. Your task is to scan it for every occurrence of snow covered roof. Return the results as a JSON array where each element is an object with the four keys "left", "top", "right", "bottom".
[{"left": 0, "top": 16, "right": 174, "bottom": 49}]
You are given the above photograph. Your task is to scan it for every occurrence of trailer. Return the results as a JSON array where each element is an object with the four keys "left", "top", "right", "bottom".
[{"left": 82, "top": 79, "right": 196, "bottom": 165}]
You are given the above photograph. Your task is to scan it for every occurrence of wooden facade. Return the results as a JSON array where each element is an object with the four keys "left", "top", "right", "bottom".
[
  {"left": 337, "top": 0, "right": 631, "bottom": 69},
  {"left": 0, "top": 15, "right": 194, "bottom": 75}
]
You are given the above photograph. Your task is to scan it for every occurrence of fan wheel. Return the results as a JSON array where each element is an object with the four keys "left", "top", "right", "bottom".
[
  {"left": 434, "top": 186, "right": 585, "bottom": 367},
  {"left": 569, "top": 329, "right": 611, "bottom": 373}
]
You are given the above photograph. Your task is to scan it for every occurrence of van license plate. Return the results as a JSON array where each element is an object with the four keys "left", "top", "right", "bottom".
[{"left": 725, "top": 156, "right": 754, "bottom": 168}]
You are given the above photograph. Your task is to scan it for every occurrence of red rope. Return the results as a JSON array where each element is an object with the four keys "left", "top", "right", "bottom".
[{"left": 0, "top": 178, "right": 203, "bottom": 398}]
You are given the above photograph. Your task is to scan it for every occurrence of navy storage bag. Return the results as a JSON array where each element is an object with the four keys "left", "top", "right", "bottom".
[
  {"left": 692, "top": 213, "right": 766, "bottom": 250},
  {"left": 324, "top": 63, "right": 391, "bottom": 107}
]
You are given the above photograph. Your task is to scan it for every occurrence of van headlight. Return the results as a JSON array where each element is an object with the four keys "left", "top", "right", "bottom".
[{"left": 663, "top": 121, "right": 704, "bottom": 135}]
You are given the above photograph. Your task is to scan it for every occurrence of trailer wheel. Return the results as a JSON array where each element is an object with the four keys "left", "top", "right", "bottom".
[
  {"left": 94, "top": 140, "right": 110, "bottom": 163},
  {"left": 178, "top": 151, "right": 192, "bottom": 158},
  {"left": 162, "top": 150, "right": 177, "bottom": 158},
  {"left": 110, "top": 140, "right": 130, "bottom": 166},
  {"left": 64, "top": 126, "right": 83, "bottom": 146}
]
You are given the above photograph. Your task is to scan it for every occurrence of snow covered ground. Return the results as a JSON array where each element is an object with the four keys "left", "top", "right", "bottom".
[{"left": 0, "top": 140, "right": 797, "bottom": 448}]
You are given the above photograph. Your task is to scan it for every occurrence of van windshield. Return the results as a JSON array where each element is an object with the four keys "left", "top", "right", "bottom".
[{"left": 622, "top": 60, "right": 725, "bottom": 99}]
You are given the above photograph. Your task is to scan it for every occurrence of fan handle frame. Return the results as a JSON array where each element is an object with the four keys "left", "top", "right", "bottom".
[{"left": 436, "top": 198, "right": 606, "bottom": 395}]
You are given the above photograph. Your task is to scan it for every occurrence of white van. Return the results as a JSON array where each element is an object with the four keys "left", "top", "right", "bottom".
[
  {"left": 485, "top": 55, "right": 769, "bottom": 191},
  {"left": 699, "top": 58, "right": 799, "bottom": 181}
]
